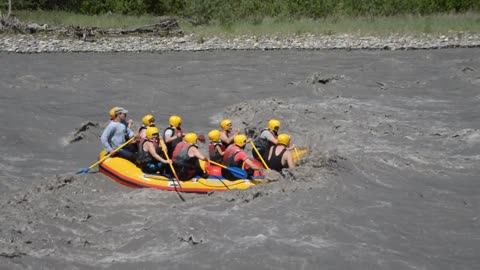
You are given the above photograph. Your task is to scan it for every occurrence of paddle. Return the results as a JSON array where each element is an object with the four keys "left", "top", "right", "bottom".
[
  {"left": 208, "top": 160, "right": 248, "bottom": 179},
  {"left": 249, "top": 141, "right": 270, "bottom": 170},
  {"left": 76, "top": 137, "right": 135, "bottom": 174},
  {"left": 294, "top": 146, "right": 300, "bottom": 163},
  {"left": 158, "top": 138, "right": 182, "bottom": 189}
]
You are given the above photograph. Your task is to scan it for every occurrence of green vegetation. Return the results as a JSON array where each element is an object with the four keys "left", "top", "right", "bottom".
[
  {"left": 182, "top": 13, "right": 480, "bottom": 37},
  {"left": 2, "top": 1, "right": 480, "bottom": 35},
  {"left": 3, "top": 0, "right": 479, "bottom": 19}
]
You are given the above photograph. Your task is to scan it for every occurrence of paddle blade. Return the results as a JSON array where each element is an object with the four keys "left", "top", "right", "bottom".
[
  {"left": 76, "top": 168, "right": 90, "bottom": 174},
  {"left": 227, "top": 167, "right": 248, "bottom": 179}
]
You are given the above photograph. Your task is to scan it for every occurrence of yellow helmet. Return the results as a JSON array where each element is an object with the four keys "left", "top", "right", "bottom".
[
  {"left": 220, "top": 119, "right": 232, "bottom": 131},
  {"left": 268, "top": 119, "right": 281, "bottom": 131},
  {"left": 169, "top": 115, "right": 182, "bottom": 128},
  {"left": 146, "top": 127, "right": 159, "bottom": 140},
  {"left": 142, "top": 114, "right": 155, "bottom": 127},
  {"left": 109, "top": 106, "right": 119, "bottom": 119},
  {"left": 233, "top": 134, "right": 247, "bottom": 148},
  {"left": 208, "top": 129, "right": 221, "bottom": 142},
  {"left": 184, "top": 133, "right": 198, "bottom": 144},
  {"left": 277, "top": 133, "right": 291, "bottom": 147}
]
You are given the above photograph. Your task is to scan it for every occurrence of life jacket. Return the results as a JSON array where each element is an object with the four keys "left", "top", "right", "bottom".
[
  {"left": 163, "top": 127, "right": 183, "bottom": 157},
  {"left": 252, "top": 128, "right": 277, "bottom": 159},
  {"left": 208, "top": 142, "right": 223, "bottom": 163},
  {"left": 136, "top": 140, "right": 155, "bottom": 166},
  {"left": 172, "top": 141, "right": 198, "bottom": 180},
  {"left": 223, "top": 144, "right": 243, "bottom": 168},
  {"left": 266, "top": 145, "right": 287, "bottom": 172}
]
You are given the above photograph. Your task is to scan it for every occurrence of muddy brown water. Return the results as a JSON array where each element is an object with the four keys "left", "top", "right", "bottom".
[{"left": 0, "top": 49, "right": 479, "bottom": 269}]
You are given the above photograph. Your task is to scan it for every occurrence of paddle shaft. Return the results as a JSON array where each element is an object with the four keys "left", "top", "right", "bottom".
[
  {"left": 159, "top": 139, "right": 182, "bottom": 188},
  {"left": 208, "top": 160, "right": 227, "bottom": 169},
  {"left": 249, "top": 141, "right": 270, "bottom": 170},
  {"left": 78, "top": 136, "right": 135, "bottom": 174}
]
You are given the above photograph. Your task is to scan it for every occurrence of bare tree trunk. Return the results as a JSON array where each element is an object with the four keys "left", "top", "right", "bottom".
[{"left": 8, "top": 0, "right": 12, "bottom": 18}]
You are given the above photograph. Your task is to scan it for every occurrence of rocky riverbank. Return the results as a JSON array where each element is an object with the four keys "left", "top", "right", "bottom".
[{"left": 1, "top": 32, "right": 480, "bottom": 53}]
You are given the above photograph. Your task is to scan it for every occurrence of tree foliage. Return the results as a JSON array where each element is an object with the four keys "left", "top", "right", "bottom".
[{"left": 2, "top": 0, "right": 479, "bottom": 23}]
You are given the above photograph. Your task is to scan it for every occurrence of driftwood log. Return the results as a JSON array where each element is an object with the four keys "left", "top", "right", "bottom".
[
  {"left": 0, "top": 15, "right": 182, "bottom": 40},
  {"left": 1, "top": 13, "right": 49, "bottom": 34}
]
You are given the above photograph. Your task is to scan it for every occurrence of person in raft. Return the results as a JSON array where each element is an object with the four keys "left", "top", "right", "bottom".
[
  {"left": 101, "top": 107, "right": 136, "bottom": 162},
  {"left": 222, "top": 134, "right": 264, "bottom": 180},
  {"left": 136, "top": 126, "right": 172, "bottom": 174},
  {"left": 171, "top": 133, "right": 208, "bottom": 180},
  {"left": 138, "top": 114, "right": 156, "bottom": 141},
  {"left": 107, "top": 106, "right": 119, "bottom": 125},
  {"left": 219, "top": 118, "right": 240, "bottom": 150},
  {"left": 207, "top": 129, "right": 224, "bottom": 163},
  {"left": 251, "top": 119, "right": 280, "bottom": 161},
  {"left": 163, "top": 115, "right": 183, "bottom": 158},
  {"left": 265, "top": 133, "right": 296, "bottom": 172}
]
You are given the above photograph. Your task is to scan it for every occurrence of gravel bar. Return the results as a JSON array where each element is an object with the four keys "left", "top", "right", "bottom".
[{"left": 1, "top": 33, "right": 480, "bottom": 53}]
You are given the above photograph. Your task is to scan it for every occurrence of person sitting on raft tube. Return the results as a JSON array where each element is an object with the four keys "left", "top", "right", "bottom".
[
  {"left": 136, "top": 127, "right": 172, "bottom": 174},
  {"left": 138, "top": 114, "right": 155, "bottom": 140},
  {"left": 208, "top": 129, "right": 224, "bottom": 163},
  {"left": 223, "top": 134, "right": 264, "bottom": 180},
  {"left": 171, "top": 133, "right": 208, "bottom": 181},
  {"left": 251, "top": 119, "right": 280, "bottom": 161},
  {"left": 163, "top": 115, "right": 184, "bottom": 158},
  {"left": 219, "top": 118, "right": 239, "bottom": 150},
  {"left": 101, "top": 107, "right": 136, "bottom": 162},
  {"left": 128, "top": 114, "right": 157, "bottom": 155},
  {"left": 266, "top": 133, "right": 296, "bottom": 172}
]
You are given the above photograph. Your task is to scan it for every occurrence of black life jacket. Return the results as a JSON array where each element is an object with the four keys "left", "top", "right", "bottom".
[
  {"left": 266, "top": 145, "right": 287, "bottom": 172},
  {"left": 136, "top": 140, "right": 154, "bottom": 166},
  {"left": 221, "top": 130, "right": 232, "bottom": 150},
  {"left": 252, "top": 128, "right": 276, "bottom": 159},
  {"left": 163, "top": 127, "right": 182, "bottom": 157}
]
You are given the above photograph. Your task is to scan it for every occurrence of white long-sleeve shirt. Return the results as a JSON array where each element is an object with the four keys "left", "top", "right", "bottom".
[{"left": 101, "top": 121, "right": 134, "bottom": 153}]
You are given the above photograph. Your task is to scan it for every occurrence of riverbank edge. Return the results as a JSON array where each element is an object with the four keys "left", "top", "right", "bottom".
[{"left": 1, "top": 32, "right": 480, "bottom": 53}]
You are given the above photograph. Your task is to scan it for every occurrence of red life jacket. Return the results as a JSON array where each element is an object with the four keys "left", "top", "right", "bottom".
[
  {"left": 223, "top": 144, "right": 243, "bottom": 168},
  {"left": 172, "top": 141, "right": 188, "bottom": 160},
  {"left": 208, "top": 142, "right": 223, "bottom": 163},
  {"left": 171, "top": 141, "right": 199, "bottom": 180}
]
